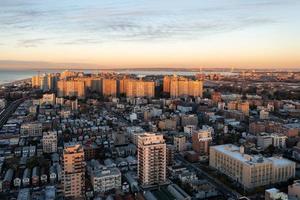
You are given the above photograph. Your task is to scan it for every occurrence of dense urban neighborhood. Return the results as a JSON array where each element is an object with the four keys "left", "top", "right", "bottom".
[{"left": 0, "top": 70, "right": 299, "bottom": 200}]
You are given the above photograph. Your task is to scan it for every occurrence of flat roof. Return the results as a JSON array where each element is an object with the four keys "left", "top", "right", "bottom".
[
  {"left": 212, "top": 144, "right": 295, "bottom": 167},
  {"left": 212, "top": 144, "right": 269, "bottom": 165},
  {"left": 268, "top": 157, "right": 295, "bottom": 167}
]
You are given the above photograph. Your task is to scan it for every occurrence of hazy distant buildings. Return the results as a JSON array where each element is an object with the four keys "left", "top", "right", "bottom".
[
  {"left": 163, "top": 75, "right": 203, "bottom": 98},
  {"left": 102, "top": 79, "right": 117, "bottom": 97},
  {"left": 32, "top": 73, "right": 58, "bottom": 91},
  {"left": 57, "top": 80, "right": 86, "bottom": 99},
  {"left": 137, "top": 133, "right": 166, "bottom": 186},
  {"left": 91, "top": 78, "right": 103, "bottom": 93},
  {"left": 31, "top": 72, "right": 158, "bottom": 99},
  {"left": 163, "top": 76, "right": 171, "bottom": 94},
  {"left": 126, "top": 79, "right": 155, "bottom": 98},
  {"left": 60, "top": 70, "right": 77, "bottom": 79}
]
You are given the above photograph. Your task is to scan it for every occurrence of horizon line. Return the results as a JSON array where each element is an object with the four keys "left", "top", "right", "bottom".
[{"left": 0, "top": 60, "right": 299, "bottom": 71}]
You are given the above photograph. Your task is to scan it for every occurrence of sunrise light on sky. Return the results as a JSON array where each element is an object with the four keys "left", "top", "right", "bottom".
[{"left": 0, "top": 0, "right": 300, "bottom": 69}]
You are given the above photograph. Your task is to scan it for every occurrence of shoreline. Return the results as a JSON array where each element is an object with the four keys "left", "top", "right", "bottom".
[{"left": 0, "top": 78, "right": 31, "bottom": 87}]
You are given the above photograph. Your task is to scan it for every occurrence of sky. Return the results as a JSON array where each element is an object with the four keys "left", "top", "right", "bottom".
[{"left": 0, "top": 0, "right": 300, "bottom": 69}]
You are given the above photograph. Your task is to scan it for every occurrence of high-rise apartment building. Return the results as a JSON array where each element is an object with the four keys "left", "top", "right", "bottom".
[
  {"left": 32, "top": 73, "right": 58, "bottom": 91},
  {"left": 57, "top": 80, "right": 86, "bottom": 99},
  {"left": 102, "top": 79, "right": 117, "bottom": 97},
  {"left": 192, "top": 129, "right": 212, "bottom": 155},
  {"left": 163, "top": 76, "right": 171, "bottom": 93},
  {"left": 137, "top": 133, "right": 166, "bottom": 186},
  {"left": 32, "top": 75, "right": 40, "bottom": 88},
  {"left": 188, "top": 80, "right": 203, "bottom": 97},
  {"left": 42, "top": 131, "right": 57, "bottom": 153},
  {"left": 126, "top": 79, "right": 155, "bottom": 98},
  {"left": 91, "top": 78, "right": 103, "bottom": 93},
  {"left": 119, "top": 78, "right": 132, "bottom": 95},
  {"left": 164, "top": 75, "right": 203, "bottom": 98},
  {"left": 209, "top": 144, "right": 295, "bottom": 189},
  {"left": 62, "top": 143, "right": 85, "bottom": 198}
]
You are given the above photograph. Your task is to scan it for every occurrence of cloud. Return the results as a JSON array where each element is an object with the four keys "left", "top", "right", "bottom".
[
  {"left": 0, "top": 60, "right": 101, "bottom": 69},
  {"left": 17, "top": 38, "right": 48, "bottom": 47},
  {"left": 57, "top": 38, "right": 103, "bottom": 45},
  {"left": 0, "top": 0, "right": 298, "bottom": 46}
]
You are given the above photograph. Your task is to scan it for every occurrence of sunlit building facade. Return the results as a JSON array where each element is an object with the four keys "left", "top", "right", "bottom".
[
  {"left": 62, "top": 143, "right": 85, "bottom": 198},
  {"left": 57, "top": 80, "right": 86, "bottom": 99},
  {"left": 126, "top": 79, "right": 155, "bottom": 98},
  {"left": 102, "top": 79, "right": 117, "bottom": 97},
  {"left": 137, "top": 133, "right": 166, "bottom": 186},
  {"left": 164, "top": 75, "right": 203, "bottom": 98},
  {"left": 209, "top": 144, "right": 295, "bottom": 189}
]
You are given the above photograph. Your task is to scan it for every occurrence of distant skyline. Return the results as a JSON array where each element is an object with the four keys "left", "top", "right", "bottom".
[{"left": 0, "top": 0, "right": 300, "bottom": 69}]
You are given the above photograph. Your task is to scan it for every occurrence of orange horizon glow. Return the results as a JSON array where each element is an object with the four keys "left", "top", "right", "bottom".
[{"left": 0, "top": 1, "right": 300, "bottom": 70}]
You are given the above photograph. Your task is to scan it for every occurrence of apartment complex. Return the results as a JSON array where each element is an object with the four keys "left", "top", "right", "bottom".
[
  {"left": 119, "top": 78, "right": 131, "bottom": 95},
  {"left": 209, "top": 144, "right": 295, "bottom": 189},
  {"left": 163, "top": 75, "right": 203, "bottom": 98},
  {"left": 102, "top": 79, "right": 117, "bottom": 97},
  {"left": 126, "top": 79, "right": 155, "bottom": 98},
  {"left": 42, "top": 131, "right": 57, "bottom": 153},
  {"left": 62, "top": 143, "right": 85, "bottom": 198},
  {"left": 32, "top": 73, "right": 58, "bottom": 91},
  {"left": 137, "top": 133, "right": 167, "bottom": 186},
  {"left": 163, "top": 76, "right": 171, "bottom": 93},
  {"left": 57, "top": 80, "right": 86, "bottom": 99}
]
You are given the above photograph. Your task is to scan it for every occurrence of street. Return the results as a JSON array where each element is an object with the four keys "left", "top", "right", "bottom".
[
  {"left": 175, "top": 154, "right": 243, "bottom": 200},
  {"left": 0, "top": 98, "right": 25, "bottom": 128}
]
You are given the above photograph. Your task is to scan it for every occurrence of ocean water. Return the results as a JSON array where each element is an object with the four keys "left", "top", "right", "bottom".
[
  {"left": 0, "top": 69, "right": 236, "bottom": 85},
  {"left": 0, "top": 70, "right": 38, "bottom": 85}
]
